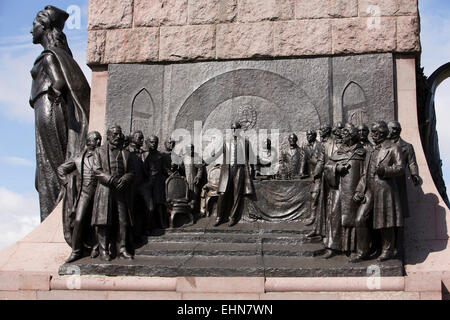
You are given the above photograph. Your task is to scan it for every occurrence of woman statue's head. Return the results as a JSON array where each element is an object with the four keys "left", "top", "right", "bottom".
[{"left": 31, "top": 6, "right": 72, "bottom": 56}]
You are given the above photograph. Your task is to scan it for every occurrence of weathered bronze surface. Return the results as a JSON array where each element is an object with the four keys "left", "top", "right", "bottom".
[{"left": 30, "top": 6, "right": 90, "bottom": 222}]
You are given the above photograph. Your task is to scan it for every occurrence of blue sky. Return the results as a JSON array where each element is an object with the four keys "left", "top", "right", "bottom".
[{"left": 0, "top": 0, "right": 449, "bottom": 249}]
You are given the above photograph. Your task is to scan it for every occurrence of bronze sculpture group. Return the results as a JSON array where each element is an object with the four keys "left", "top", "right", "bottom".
[{"left": 29, "top": 6, "right": 423, "bottom": 265}]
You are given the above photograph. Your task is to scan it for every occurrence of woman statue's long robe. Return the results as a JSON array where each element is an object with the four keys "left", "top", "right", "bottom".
[{"left": 30, "top": 47, "right": 90, "bottom": 231}]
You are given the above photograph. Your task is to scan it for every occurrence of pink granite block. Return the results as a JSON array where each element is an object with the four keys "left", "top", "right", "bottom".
[
  {"left": 176, "top": 277, "right": 265, "bottom": 293},
  {"left": 0, "top": 272, "right": 50, "bottom": 291},
  {"left": 397, "top": 0, "right": 419, "bottom": 16},
  {"left": 159, "top": 25, "right": 216, "bottom": 61},
  {"left": 107, "top": 291, "right": 182, "bottom": 300},
  {"left": 358, "top": 0, "right": 398, "bottom": 17},
  {"left": 0, "top": 291, "right": 37, "bottom": 300},
  {"left": 0, "top": 242, "right": 70, "bottom": 274},
  {"left": 296, "top": 0, "right": 357, "bottom": 19},
  {"left": 404, "top": 202, "right": 437, "bottom": 241},
  {"left": 404, "top": 240, "right": 450, "bottom": 274},
  {"left": 216, "top": 22, "right": 274, "bottom": 59},
  {"left": 37, "top": 290, "right": 108, "bottom": 300},
  {"left": 88, "top": 0, "right": 133, "bottom": 30},
  {"left": 182, "top": 293, "right": 260, "bottom": 300},
  {"left": 261, "top": 292, "right": 340, "bottom": 300},
  {"left": 395, "top": 57, "right": 417, "bottom": 91},
  {"left": 397, "top": 16, "right": 421, "bottom": 52},
  {"left": 104, "top": 28, "right": 159, "bottom": 63},
  {"left": 332, "top": 17, "right": 396, "bottom": 54},
  {"left": 134, "top": 0, "right": 188, "bottom": 27},
  {"left": 405, "top": 272, "right": 442, "bottom": 292},
  {"left": 188, "top": 0, "right": 237, "bottom": 24},
  {"left": 237, "top": 0, "right": 295, "bottom": 22},
  {"left": 420, "top": 292, "right": 442, "bottom": 300},
  {"left": 89, "top": 69, "right": 108, "bottom": 135},
  {"left": 274, "top": 20, "right": 332, "bottom": 56},
  {"left": 51, "top": 276, "right": 177, "bottom": 292},
  {"left": 87, "top": 30, "right": 106, "bottom": 65},
  {"left": 339, "top": 291, "right": 420, "bottom": 300},
  {"left": 265, "top": 277, "right": 405, "bottom": 292}
]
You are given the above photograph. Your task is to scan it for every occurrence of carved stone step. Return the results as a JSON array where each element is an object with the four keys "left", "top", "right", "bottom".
[
  {"left": 135, "top": 242, "right": 325, "bottom": 257},
  {"left": 144, "top": 234, "right": 318, "bottom": 245},
  {"left": 59, "top": 254, "right": 404, "bottom": 277}
]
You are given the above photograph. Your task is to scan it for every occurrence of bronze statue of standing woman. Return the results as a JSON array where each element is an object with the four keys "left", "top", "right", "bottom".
[{"left": 30, "top": 6, "right": 90, "bottom": 222}]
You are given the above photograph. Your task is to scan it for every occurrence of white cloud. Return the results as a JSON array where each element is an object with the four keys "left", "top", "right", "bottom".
[
  {"left": 0, "top": 187, "right": 40, "bottom": 250},
  {"left": 0, "top": 156, "right": 34, "bottom": 167}
]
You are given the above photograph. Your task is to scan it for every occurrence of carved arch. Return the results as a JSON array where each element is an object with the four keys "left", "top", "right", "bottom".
[
  {"left": 130, "top": 88, "right": 155, "bottom": 135},
  {"left": 341, "top": 81, "right": 368, "bottom": 126}
]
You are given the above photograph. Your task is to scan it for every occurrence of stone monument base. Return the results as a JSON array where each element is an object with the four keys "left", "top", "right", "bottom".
[{"left": 59, "top": 217, "right": 403, "bottom": 278}]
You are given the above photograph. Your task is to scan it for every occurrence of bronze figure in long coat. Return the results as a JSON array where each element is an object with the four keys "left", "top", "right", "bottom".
[
  {"left": 388, "top": 121, "right": 422, "bottom": 218},
  {"left": 322, "top": 124, "right": 366, "bottom": 258},
  {"left": 91, "top": 126, "right": 135, "bottom": 261},
  {"left": 300, "top": 130, "right": 325, "bottom": 226},
  {"left": 353, "top": 121, "right": 405, "bottom": 262},
  {"left": 58, "top": 131, "right": 102, "bottom": 263},
  {"left": 215, "top": 122, "right": 255, "bottom": 227}
]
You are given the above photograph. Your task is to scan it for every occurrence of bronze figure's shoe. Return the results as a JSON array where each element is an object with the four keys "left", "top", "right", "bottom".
[
  {"left": 99, "top": 252, "right": 111, "bottom": 262},
  {"left": 228, "top": 219, "right": 238, "bottom": 227},
  {"left": 119, "top": 250, "right": 134, "bottom": 260},
  {"left": 214, "top": 219, "right": 224, "bottom": 227},
  {"left": 349, "top": 254, "right": 368, "bottom": 263},
  {"left": 91, "top": 247, "right": 99, "bottom": 259},
  {"left": 65, "top": 252, "right": 82, "bottom": 264},
  {"left": 377, "top": 252, "right": 394, "bottom": 262},
  {"left": 304, "top": 217, "right": 315, "bottom": 226},
  {"left": 322, "top": 249, "right": 335, "bottom": 259}
]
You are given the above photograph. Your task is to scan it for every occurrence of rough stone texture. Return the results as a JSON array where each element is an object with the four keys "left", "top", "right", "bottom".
[
  {"left": 216, "top": 22, "right": 274, "bottom": 59},
  {"left": 359, "top": 0, "right": 418, "bottom": 17},
  {"left": 88, "top": 0, "right": 134, "bottom": 30},
  {"left": 397, "top": 0, "right": 419, "bottom": 16},
  {"left": 332, "top": 17, "right": 397, "bottom": 54},
  {"left": 397, "top": 16, "right": 421, "bottom": 52},
  {"left": 86, "top": 0, "right": 420, "bottom": 63},
  {"left": 159, "top": 25, "right": 216, "bottom": 61},
  {"left": 359, "top": 0, "right": 399, "bottom": 17},
  {"left": 238, "top": 0, "right": 295, "bottom": 22},
  {"left": 295, "top": 0, "right": 358, "bottom": 19},
  {"left": 104, "top": 28, "right": 159, "bottom": 63},
  {"left": 274, "top": 20, "right": 332, "bottom": 56},
  {"left": 134, "top": 0, "right": 188, "bottom": 27},
  {"left": 86, "top": 30, "right": 106, "bottom": 65},
  {"left": 188, "top": 0, "right": 237, "bottom": 24}
]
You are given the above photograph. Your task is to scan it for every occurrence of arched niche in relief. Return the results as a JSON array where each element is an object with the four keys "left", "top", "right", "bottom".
[
  {"left": 174, "top": 69, "right": 321, "bottom": 134},
  {"left": 130, "top": 88, "right": 155, "bottom": 135},
  {"left": 341, "top": 81, "right": 368, "bottom": 126}
]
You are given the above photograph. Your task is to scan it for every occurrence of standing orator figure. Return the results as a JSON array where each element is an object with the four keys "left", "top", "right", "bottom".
[
  {"left": 30, "top": 6, "right": 90, "bottom": 222},
  {"left": 353, "top": 121, "right": 405, "bottom": 262},
  {"left": 58, "top": 131, "right": 102, "bottom": 263},
  {"left": 215, "top": 122, "right": 255, "bottom": 227},
  {"left": 92, "top": 126, "right": 135, "bottom": 261}
]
